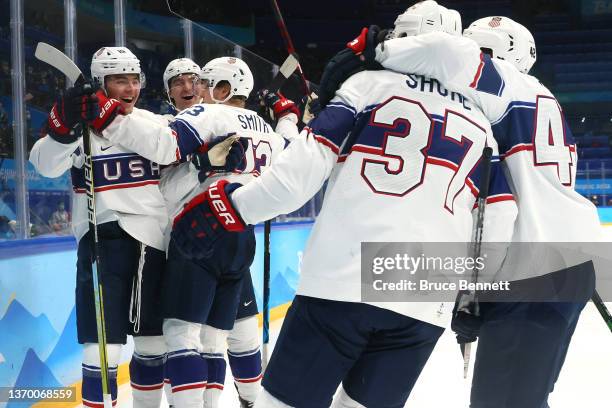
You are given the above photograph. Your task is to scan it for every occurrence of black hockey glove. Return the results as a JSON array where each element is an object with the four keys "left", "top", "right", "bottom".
[
  {"left": 318, "top": 25, "right": 387, "bottom": 109},
  {"left": 192, "top": 135, "right": 247, "bottom": 179},
  {"left": 48, "top": 82, "right": 99, "bottom": 143},
  {"left": 451, "top": 294, "right": 483, "bottom": 344},
  {"left": 171, "top": 179, "right": 245, "bottom": 260}
]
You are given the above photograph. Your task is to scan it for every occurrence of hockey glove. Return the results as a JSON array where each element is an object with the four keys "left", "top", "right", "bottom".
[
  {"left": 48, "top": 82, "right": 99, "bottom": 144},
  {"left": 192, "top": 134, "right": 248, "bottom": 177},
  {"left": 318, "top": 25, "right": 387, "bottom": 108},
  {"left": 171, "top": 179, "right": 246, "bottom": 260},
  {"left": 258, "top": 90, "right": 300, "bottom": 121},
  {"left": 451, "top": 295, "right": 483, "bottom": 344},
  {"left": 88, "top": 89, "right": 124, "bottom": 132}
]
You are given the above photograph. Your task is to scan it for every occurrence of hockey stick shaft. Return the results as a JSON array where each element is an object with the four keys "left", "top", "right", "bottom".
[
  {"left": 259, "top": 55, "right": 299, "bottom": 369},
  {"left": 592, "top": 290, "right": 612, "bottom": 333},
  {"left": 457, "top": 147, "right": 493, "bottom": 314},
  {"left": 457, "top": 146, "right": 493, "bottom": 378},
  {"left": 262, "top": 220, "right": 272, "bottom": 368},
  {"left": 268, "top": 0, "right": 311, "bottom": 96},
  {"left": 35, "top": 42, "right": 113, "bottom": 408}
]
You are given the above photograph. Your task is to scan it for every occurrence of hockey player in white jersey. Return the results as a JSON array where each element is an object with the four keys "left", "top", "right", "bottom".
[
  {"left": 83, "top": 56, "right": 299, "bottom": 408},
  {"left": 164, "top": 4, "right": 518, "bottom": 408},
  {"left": 316, "top": 11, "right": 602, "bottom": 407},
  {"left": 29, "top": 47, "right": 169, "bottom": 408},
  {"left": 160, "top": 57, "right": 288, "bottom": 408}
]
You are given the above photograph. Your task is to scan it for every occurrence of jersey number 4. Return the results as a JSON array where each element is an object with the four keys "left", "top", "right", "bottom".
[
  {"left": 361, "top": 97, "right": 487, "bottom": 212},
  {"left": 532, "top": 95, "right": 574, "bottom": 186}
]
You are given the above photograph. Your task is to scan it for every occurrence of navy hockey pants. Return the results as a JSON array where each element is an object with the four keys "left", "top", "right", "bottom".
[
  {"left": 262, "top": 295, "right": 444, "bottom": 408},
  {"left": 76, "top": 221, "right": 165, "bottom": 344},
  {"left": 163, "top": 226, "right": 256, "bottom": 330},
  {"left": 470, "top": 262, "right": 596, "bottom": 408}
]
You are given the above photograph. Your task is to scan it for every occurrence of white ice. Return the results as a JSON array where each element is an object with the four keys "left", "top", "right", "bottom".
[{"left": 108, "top": 301, "right": 612, "bottom": 407}]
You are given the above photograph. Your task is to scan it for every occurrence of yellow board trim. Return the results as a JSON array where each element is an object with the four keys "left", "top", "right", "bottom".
[{"left": 32, "top": 301, "right": 292, "bottom": 408}]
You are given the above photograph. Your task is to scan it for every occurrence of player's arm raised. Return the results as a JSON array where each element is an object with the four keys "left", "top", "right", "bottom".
[{"left": 30, "top": 82, "right": 99, "bottom": 177}]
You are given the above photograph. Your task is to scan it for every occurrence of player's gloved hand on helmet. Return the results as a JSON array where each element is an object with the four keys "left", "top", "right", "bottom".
[
  {"left": 451, "top": 295, "right": 483, "bottom": 344},
  {"left": 87, "top": 89, "right": 124, "bottom": 132},
  {"left": 258, "top": 90, "right": 300, "bottom": 121},
  {"left": 318, "top": 25, "right": 387, "bottom": 109},
  {"left": 192, "top": 134, "right": 247, "bottom": 177},
  {"left": 171, "top": 179, "right": 246, "bottom": 260},
  {"left": 47, "top": 82, "right": 99, "bottom": 143}
]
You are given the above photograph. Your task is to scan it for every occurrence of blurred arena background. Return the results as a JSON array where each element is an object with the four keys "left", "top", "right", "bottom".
[
  {"left": 1, "top": 0, "right": 612, "bottom": 238},
  {"left": 1, "top": 1, "right": 612, "bottom": 407}
]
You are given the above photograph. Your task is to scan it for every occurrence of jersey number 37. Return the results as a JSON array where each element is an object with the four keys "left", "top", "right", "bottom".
[{"left": 359, "top": 97, "right": 488, "bottom": 213}]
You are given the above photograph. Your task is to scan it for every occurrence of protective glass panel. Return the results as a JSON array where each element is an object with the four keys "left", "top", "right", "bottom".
[
  {"left": 0, "top": 0, "right": 13, "bottom": 239},
  {"left": 22, "top": 0, "right": 70, "bottom": 238}
]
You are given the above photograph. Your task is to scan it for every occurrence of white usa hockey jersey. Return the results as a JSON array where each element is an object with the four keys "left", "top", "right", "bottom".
[
  {"left": 29, "top": 108, "right": 168, "bottom": 250},
  {"left": 377, "top": 32, "right": 602, "bottom": 279},
  {"left": 101, "top": 104, "right": 293, "bottom": 219},
  {"left": 231, "top": 70, "right": 518, "bottom": 327}
]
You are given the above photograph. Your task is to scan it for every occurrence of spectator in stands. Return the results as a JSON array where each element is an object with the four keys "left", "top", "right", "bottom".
[
  {"left": 0, "top": 103, "right": 7, "bottom": 126},
  {"left": 0, "top": 124, "right": 12, "bottom": 157},
  {"left": 590, "top": 195, "right": 601, "bottom": 206},
  {"left": 49, "top": 201, "right": 70, "bottom": 234},
  {"left": 0, "top": 61, "right": 9, "bottom": 95},
  {"left": 607, "top": 198, "right": 612, "bottom": 207}
]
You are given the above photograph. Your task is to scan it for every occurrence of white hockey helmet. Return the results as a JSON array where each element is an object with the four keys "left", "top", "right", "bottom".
[
  {"left": 444, "top": 9, "right": 462, "bottom": 36},
  {"left": 388, "top": 0, "right": 461, "bottom": 39},
  {"left": 200, "top": 56, "right": 254, "bottom": 103},
  {"left": 163, "top": 58, "right": 201, "bottom": 93},
  {"left": 463, "top": 16, "right": 536, "bottom": 74},
  {"left": 163, "top": 58, "right": 201, "bottom": 107},
  {"left": 91, "top": 47, "right": 145, "bottom": 88}
]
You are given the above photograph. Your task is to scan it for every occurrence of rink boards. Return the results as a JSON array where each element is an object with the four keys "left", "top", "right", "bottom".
[{"left": 1, "top": 217, "right": 611, "bottom": 407}]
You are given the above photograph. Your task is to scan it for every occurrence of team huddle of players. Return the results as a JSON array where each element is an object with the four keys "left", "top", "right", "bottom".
[{"left": 30, "top": 0, "right": 601, "bottom": 407}]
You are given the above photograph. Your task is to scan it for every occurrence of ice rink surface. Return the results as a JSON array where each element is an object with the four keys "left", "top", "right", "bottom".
[{"left": 111, "top": 301, "right": 612, "bottom": 408}]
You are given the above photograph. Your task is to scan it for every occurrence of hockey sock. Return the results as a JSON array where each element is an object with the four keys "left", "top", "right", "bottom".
[
  {"left": 129, "top": 352, "right": 165, "bottom": 408},
  {"left": 227, "top": 316, "right": 262, "bottom": 403},
  {"left": 228, "top": 347, "right": 262, "bottom": 403},
  {"left": 202, "top": 352, "right": 226, "bottom": 407},
  {"left": 200, "top": 324, "right": 229, "bottom": 408},
  {"left": 165, "top": 350, "right": 207, "bottom": 408},
  {"left": 331, "top": 387, "right": 367, "bottom": 408},
  {"left": 163, "top": 361, "right": 173, "bottom": 407},
  {"left": 81, "top": 363, "right": 118, "bottom": 408}
]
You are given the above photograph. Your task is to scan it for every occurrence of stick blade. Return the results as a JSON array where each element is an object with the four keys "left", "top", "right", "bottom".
[
  {"left": 278, "top": 54, "right": 299, "bottom": 80},
  {"left": 266, "top": 54, "right": 300, "bottom": 93},
  {"left": 35, "top": 42, "right": 84, "bottom": 84}
]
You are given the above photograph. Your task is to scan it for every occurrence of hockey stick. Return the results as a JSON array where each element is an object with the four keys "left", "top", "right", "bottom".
[
  {"left": 455, "top": 146, "right": 493, "bottom": 378},
  {"left": 35, "top": 42, "right": 113, "bottom": 408},
  {"left": 260, "top": 54, "right": 299, "bottom": 370},
  {"left": 268, "top": 0, "right": 311, "bottom": 97},
  {"left": 262, "top": 219, "right": 272, "bottom": 369},
  {"left": 592, "top": 290, "right": 612, "bottom": 333}
]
